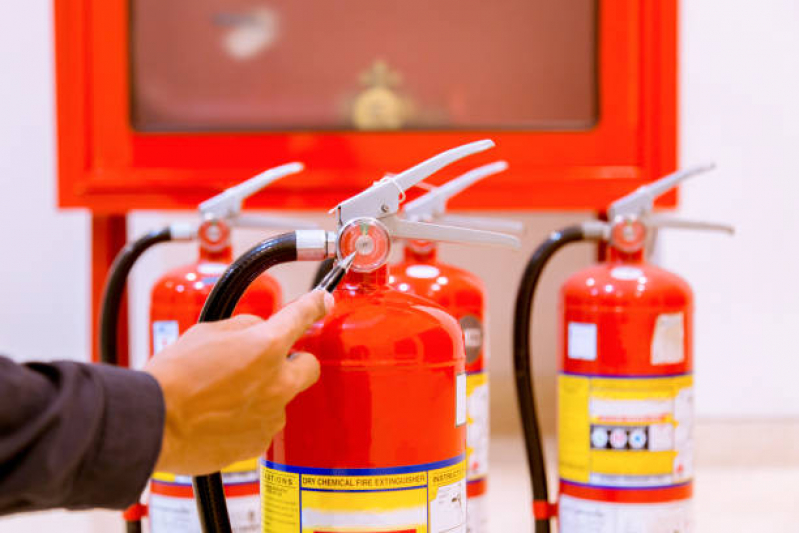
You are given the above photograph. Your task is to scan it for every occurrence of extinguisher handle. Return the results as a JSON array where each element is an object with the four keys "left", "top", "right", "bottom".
[
  {"left": 231, "top": 214, "right": 320, "bottom": 231},
  {"left": 334, "top": 140, "right": 495, "bottom": 223},
  {"left": 608, "top": 163, "right": 716, "bottom": 220},
  {"left": 383, "top": 218, "right": 521, "bottom": 249},
  {"left": 403, "top": 160, "right": 509, "bottom": 219},
  {"left": 646, "top": 214, "right": 735, "bottom": 235},
  {"left": 434, "top": 214, "right": 525, "bottom": 235},
  {"left": 199, "top": 162, "right": 305, "bottom": 221}
]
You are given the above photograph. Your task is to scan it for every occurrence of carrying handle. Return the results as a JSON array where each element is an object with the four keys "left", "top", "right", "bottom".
[
  {"left": 435, "top": 214, "right": 525, "bottom": 235},
  {"left": 645, "top": 215, "right": 735, "bottom": 235},
  {"left": 334, "top": 140, "right": 495, "bottom": 223},
  {"left": 383, "top": 218, "right": 521, "bottom": 249},
  {"left": 608, "top": 164, "right": 715, "bottom": 220},
  {"left": 232, "top": 214, "right": 319, "bottom": 231},
  {"left": 200, "top": 162, "right": 305, "bottom": 220},
  {"left": 403, "top": 160, "right": 508, "bottom": 219}
]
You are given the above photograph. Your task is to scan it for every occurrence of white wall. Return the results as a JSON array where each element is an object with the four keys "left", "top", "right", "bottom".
[
  {"left": 660, "top": 0, "right": 799, "bottom": 418},
  {"left": 0, "top": 1, "right": 796, "bottom": 426},
  {"left": 0, "top": 0, "right": 90, "bottom": 362}
]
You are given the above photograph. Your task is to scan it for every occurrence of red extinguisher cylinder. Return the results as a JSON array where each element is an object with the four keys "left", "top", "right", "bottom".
[
  {"left": 390, "top": 241, "right": 490, "bottom": 533},
  {"left": 148, "top": 242, "right": 281, "bottom": 533},
  {"left": 557, "top": 247, "right": 694, "bottom": 531}
]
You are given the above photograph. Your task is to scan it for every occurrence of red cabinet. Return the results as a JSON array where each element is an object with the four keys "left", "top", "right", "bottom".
[{"left": 54, "top": 0, "right": 677, "bottom": 360}]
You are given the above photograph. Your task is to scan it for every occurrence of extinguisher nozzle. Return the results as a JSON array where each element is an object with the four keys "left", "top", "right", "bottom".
[{"left": 315, "top": 252, "right": 356, "bottom": 293}]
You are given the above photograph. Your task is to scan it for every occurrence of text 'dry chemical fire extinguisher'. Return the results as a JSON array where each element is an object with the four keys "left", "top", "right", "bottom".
[
  {"left": 99, "top": 162, "right": 314, "bottom": 533},
  {"left": 190, "top": 139, "right": 520, "bottom": 533},
  {"left": 392, "top": 160, "right": 525, "bottom": 533},
  {"left": 513, "top": 165, "right": 733, "bottom": 533}
]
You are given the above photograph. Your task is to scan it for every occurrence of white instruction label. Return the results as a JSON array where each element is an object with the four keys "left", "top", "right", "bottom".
[
  {"left": 456, "top": 373, "right": 467, "bottom": 426},
  {"left": 651, "top": 312, "right": 685, "bottom": 365},
  {"left": 568, "top": 322, "right": 598, "bottom": 361},
  {"left": 152, "top": 320, "right": 180, "bottom": 355},
  {"left": 559, "top": 495, "right": 692, "bottom": 533},
  {"left": 149, "top": 493, "right": 260, "bottom": 532}
]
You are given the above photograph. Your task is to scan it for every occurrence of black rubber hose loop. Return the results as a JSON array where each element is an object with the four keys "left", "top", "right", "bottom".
[
  {"left": 97, "top": 227, "right": 173, "bottom": 533},
  {"left": 513, "top": 226, "right": 586, "bottom": 533},
  {"left": 193, "top": 232, "right": 298, "bottom": 533},
  {"left": 99, "top": 227, "right": 172, "bottom": 366}
]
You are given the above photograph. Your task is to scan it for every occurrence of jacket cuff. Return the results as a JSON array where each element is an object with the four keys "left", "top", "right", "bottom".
[{"left": 69, "top": 365, "right": 165, "bottom": 509}]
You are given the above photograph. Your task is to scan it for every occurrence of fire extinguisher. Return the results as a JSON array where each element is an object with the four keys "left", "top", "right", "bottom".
[
  {"left": 390, "top": 160, "right": 524, "bottom": 533},
  {"left": 188, "top": 139, "right": 521, "bottom": 533},
  {"left": 513, "top": 165, "right": 733, "bottom": 533},
  {"left": 98, "top": 162, "right": 314, "bottom": 533}
]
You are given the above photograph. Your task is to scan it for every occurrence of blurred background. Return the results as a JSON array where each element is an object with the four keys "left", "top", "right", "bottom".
[{"left": 1, "top": 0, "right": 798, "bottom": 531}]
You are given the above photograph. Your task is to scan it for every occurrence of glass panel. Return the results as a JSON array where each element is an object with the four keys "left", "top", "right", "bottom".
[{"left": 130, "top": 0, "right": 597, "bottom": 131}]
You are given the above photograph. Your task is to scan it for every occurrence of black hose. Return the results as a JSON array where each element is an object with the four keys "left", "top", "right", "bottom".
[
  {"left": 310, "top": 258, "right": 335, "bottom": 289},
  {"left": 99, "top": 227, "right": 173, "bottom": 366},
  {"left": 98, "top": 227, "right": 173, "bottom": 533},
  {"left": 513, "top": 226, "right": 587, "bottom": 533},
  {"left": 193, "top": 232, "right": 299, "bottom": 533}
]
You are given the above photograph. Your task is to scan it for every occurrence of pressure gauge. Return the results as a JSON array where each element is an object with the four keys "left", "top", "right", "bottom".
[
  {"left": 610, "top": 216, "right": 647, "bottom": 254},
  {"left": 337, "top": 218, "right": 391, "bottom": 272}
]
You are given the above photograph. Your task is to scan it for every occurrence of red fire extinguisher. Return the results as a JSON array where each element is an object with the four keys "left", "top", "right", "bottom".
[
  {"left": 99, "top": 163, "right": 313, "bottom": 533},
  {"left": 390, "top": 160, "right": 524, "bottom": 533},
  {"left": 513, "top": 165, "right": 733, "bottom": 533},
  {"left": 188, "top": 140, "right": 521, "bottom": 533}
]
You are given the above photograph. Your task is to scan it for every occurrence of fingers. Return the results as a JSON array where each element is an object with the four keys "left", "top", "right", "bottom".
[
  {"left": 246, "top": 291, "right": 332, "bottom": 354},
  {"left": 216, "top": 314, "right": 263, "bottom": 331},
  {"left": 283, "top": 352, "right": 321, "bottom": 395}
]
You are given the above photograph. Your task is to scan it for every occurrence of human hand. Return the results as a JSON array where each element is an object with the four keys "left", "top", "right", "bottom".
[{"left": 146, "top": 290, "right": 333, "bottom": 475}]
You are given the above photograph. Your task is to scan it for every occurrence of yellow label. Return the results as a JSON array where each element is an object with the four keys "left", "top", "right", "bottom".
[
  {"left": 261, "top": 469, "right": 300, "bottom": 533},
  {"left": 152, "top": 457, "right": 258, "bottom": 483},
  {"left": 465, "top": 372, "right": 489, "bottom": 482},
  {"left": 558, "top": 374, "right": 693, "bottom": 488},
  {"left": 261, "top": 456, "right": 466, "bottom": 533}
]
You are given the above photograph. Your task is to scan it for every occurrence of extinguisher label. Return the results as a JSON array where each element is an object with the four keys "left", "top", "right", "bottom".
[
  {"left": 558, "top": 374, "right": 693, "bottom": 489},
  {"left": 456, "top": 372, "right": 467, "bottom": 427},
  {"left": 260, "top": 455, "right": 467, "bottom": 533},
  {"left": 465, "top": 372, "right": 489, "bottom": 482},
  {"left": 559, "top": 495, "right": 692, "bottom": 533},
  {"left": 152, "top": 320, "right": 180, "bottom": 354},
  {"left": 150, "top": 458, "right": 260, "bottom": 532}
]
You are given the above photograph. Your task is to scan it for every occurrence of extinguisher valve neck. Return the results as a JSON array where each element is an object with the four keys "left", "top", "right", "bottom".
[{"left": 199, "top": 162, "right": 305, "bottom": 221}]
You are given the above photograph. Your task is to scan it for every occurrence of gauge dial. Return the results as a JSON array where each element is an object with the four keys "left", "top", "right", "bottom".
[{"left": 337, "top": 218, "right": 391, "bottom": 272}]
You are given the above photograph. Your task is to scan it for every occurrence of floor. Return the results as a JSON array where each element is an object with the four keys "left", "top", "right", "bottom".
[{"left": 1, "top": 421, "right": 797, "bottom": 532}]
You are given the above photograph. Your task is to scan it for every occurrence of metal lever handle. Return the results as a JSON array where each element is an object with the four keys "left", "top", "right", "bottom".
[
  {"left": 392, "top": 140, "right": 495, "bottom": 194},
  {"left": 609, "top": 164, "right": 716, "bottom": 219},
  {"left": 199, "top": 162, "right": 305, "bottom": 219},
  {"left": 646, "top": 215, "right": 735, "bottom": 235},
  {"left": 232, "top": 214, "right": 319, "bottom": 230},
  {"left": 403, "top": 160, "right": 508, "bottom": 218},
  {"left": 335, "top": 140, "right": 496, "bottom": 223},
  {"left": 435, "top": 214, "right": 525, "bottom": 235},
  {"left": 383, "top": 218, "right": 521, "bottom": 249}
]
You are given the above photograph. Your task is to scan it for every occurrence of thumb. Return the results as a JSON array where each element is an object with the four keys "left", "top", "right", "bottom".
[
  {"left": 246, "top": 290, "right": 333, "bottom": 354},
  {"left": 283, "top": 352, "right": 321, "bottom": 395}
]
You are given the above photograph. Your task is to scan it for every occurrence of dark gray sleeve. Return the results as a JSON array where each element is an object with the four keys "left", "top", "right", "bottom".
[{"left": 0, "top": 356, "right": 165, "bottom": 514}]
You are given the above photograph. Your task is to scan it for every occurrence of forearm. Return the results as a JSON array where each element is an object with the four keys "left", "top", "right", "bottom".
[{"left": 0, "top": 357, "right": 164, "bottom": 514}]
